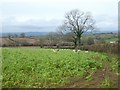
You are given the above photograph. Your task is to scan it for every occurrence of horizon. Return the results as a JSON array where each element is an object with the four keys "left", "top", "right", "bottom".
[{"left": 1, "top": 29, "right": 118, "bottom": 34}]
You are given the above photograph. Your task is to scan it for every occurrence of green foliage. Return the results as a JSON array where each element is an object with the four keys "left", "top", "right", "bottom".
[
  {"left": 111, "top": 60, "right": 119, "bottom": 73},
  {"left": 85, "top": 74, "right": 93, "bottom": 81},
  {"left": 101, "top": 77, "right": 112, "bottom": 88},
  {"left": 2, "top": 48, "right": 118, "bottom": 88}
]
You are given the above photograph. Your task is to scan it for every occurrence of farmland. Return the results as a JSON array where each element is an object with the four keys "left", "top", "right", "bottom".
[{"left": 2, "top": 48, "right": 119, "bottom": 88}]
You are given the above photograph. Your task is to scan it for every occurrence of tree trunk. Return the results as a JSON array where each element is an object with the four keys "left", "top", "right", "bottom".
[
  {"left": 78, "top": 38, "right": 81, "bottom": 49},
  {"left": 77, "top": 35, "right": 81, "bottom": 50}
]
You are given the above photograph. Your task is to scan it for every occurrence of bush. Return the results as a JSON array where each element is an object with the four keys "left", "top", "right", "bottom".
[{"left": 81, "top": 43, "right": 118, "bottom": 54}]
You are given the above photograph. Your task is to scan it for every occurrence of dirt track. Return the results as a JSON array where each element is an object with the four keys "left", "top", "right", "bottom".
[{"left": 60, "top": 62, "right": 119, "bottom": 88}]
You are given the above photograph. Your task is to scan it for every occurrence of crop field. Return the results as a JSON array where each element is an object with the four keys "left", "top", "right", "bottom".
[{"left": 1, "top": 48, "right": 119, "bottom": 88}]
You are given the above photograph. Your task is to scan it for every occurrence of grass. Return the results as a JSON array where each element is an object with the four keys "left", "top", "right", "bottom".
[
  {"left": 82, "top": 33, "right": 118, "bottom": 43},
  {"left": 1, "top": 48, "right": 118, "bottom": 88},
  {"left": 105, "top": 38, "right": 118, "bottom": 43}
]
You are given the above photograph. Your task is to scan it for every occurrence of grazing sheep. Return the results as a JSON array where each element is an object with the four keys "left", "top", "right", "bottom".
[
  {"left": 110, "top": 41, "right": 116, "bottom": 43},
  {"left": 73, "top": 50, "right": 76, "bottom": 53},
  {"left": 77, "top": 50, "right": 81, "bottom": 52},
  {"left": 53, "top": 49, "right": 56, "bottom": 52},
  {"left": 85, "top": 51, "right": 88, "bottom": 53},
  {"left": 52, "top": 49, "right": 59, "bottom": 52},
  {"left": 73, "top": 49, "right": 81, "bottom": 53}
]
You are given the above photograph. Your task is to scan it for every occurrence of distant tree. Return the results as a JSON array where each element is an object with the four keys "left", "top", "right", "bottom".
[
  {"left": 56, "top": 29, "right": 65, "bottom": 45},
  {"left": 110, "top": 32, "right": 113, "bottom": 34},
  {"left": 20, "top": 33, "right": 26, "bottom": 38},
  {"left": 59, "top": 9, "right": 95, "bottom": 51},
  {"left": 38, "top": 37, "right": 45, "bottom": 48},
  {"left": 8, "top": 34, "right": 12, "bottom": 39},
  {"left": 64, "top": 32, "right": 77, "bottom": 48},
  {"left": 14, "top": 34, "right": 18, "bottom": 38},
  {"left": 47, "top": 32, "right": 58, "bottom": 47},
  {"left": 7, "top": 34, "right": 14, "bottom": 38}
]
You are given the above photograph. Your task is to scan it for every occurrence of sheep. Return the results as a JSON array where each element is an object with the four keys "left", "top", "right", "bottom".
[
  {"left": 77, "top": 50, "right": 81, "bottom": 52},
  {"left": 53, "top": 49, "right": 56, "bottom": 52},
  {"left": 52, "top": 49, "right": 59, "bottom": 53},
  {"left": 85, "top": 51, "right": 88, "bottom": 53},
  {"left": 73, "top": 50, "right": 75, "bottom": 52},
  {"left": 73, "top": 49, "right": 81, "bottom": 53},
  {"left": 73, "top": 50, "right": 76, "bottom": 53}
]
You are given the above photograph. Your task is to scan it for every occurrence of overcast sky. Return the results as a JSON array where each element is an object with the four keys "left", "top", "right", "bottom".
[{"left": 1, "top": 0, "right": 119, "bottom": 32}]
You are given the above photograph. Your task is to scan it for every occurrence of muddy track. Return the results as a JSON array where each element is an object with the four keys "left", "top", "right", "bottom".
[{"left": 60, "top": 62, "right": 119, "bottom": 88}]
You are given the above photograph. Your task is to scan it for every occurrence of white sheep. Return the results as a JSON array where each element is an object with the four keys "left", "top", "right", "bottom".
[
  {"left": 73, "top": 50, "right": 78, "bottom": 53},
  {"left": 52, "top": 49, "right": 56, "bottom": 52},
  {"left": 77, "top": 50, "right": 81, "bottom": 52},
  {"left": 73, "top": 50, "right": 75, "bottom": 51},
  {"left": 73, "top": 49, "right": 81, "bottom": 53},
  {"left": 52, "top": 49, "right": 59, "bottom": 52},
  {"left": 85, "top": 51, "right": 88, "bottom": 53}
]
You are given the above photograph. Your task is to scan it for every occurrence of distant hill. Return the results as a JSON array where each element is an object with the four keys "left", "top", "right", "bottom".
[
  {"left": 2, "top": 25, "right": 57, "bottom": 33},
  {"left": 1, "top": 25, "right": 117, "bottom": 37},
  {"left": 1, "top": 30, "right": 118, "bottom": 37},
  {"left": 0, "top": 32, "right": 49, "bottom": 37}
]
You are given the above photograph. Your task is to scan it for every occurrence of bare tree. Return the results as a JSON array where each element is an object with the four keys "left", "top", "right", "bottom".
[
  {"left": 47, "top": 32, "right": 58, "bottom": 47},
  {"left": 59, "top": 9, "right": 95, "bottom": 51},
  {"left": 56, "top": 29, "right": 65, "bottom": 45},
  {"left": 65, "top": 32, "right": 77, "bottom": 48}
]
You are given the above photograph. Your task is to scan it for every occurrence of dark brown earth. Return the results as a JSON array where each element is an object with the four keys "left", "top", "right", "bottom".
[{"left": 59, "top": 62, "right": 119, "bottom": 88}]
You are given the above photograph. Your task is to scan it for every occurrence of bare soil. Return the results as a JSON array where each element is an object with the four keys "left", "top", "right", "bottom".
[{"left": 60, "top": 62, "right": 119, "bottom": 88}]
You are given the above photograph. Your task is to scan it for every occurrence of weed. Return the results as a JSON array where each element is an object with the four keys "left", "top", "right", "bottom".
[{"left": 101, "top": 77, "right": 112, "bottom": 88}]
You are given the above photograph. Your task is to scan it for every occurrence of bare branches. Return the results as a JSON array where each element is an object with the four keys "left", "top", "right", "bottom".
[
  {"left": 59, "top": 9, "right": 95, "bottom": 50},
  {"left": 64, "top": 9, "right": 95, "bottom": 33}
]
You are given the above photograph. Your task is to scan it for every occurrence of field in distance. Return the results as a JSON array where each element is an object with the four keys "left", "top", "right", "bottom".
[{"left": 2, "top": 48, "right": 119, "bottom": 88}]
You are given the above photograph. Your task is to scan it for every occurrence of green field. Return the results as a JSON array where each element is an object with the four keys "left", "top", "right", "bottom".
[{"left": 1, "top": 48, "right": 119, "bottom": 88}]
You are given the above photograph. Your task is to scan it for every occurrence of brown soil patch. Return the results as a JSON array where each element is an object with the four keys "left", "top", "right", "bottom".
[{"left": 60, "top": 62, "right": 119, "bottom": 88}]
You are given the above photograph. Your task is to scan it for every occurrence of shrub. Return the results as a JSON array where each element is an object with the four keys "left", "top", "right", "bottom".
[{"left": 80, "top": 43, "right": 118, "bottom": 54}]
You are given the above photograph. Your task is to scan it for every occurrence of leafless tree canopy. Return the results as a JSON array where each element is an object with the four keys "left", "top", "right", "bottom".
[{"left": 60, "top": 9, "right": 95, "bottom": 50}]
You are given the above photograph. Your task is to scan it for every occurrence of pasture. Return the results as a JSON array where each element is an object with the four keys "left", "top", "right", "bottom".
[{"left": 1, "top": 48, "right": 119, "bottom": 88}]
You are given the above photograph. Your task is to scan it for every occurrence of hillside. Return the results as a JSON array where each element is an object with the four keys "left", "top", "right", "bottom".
[
  {"left": 0, "top": 32, "right": 49, "bottom": 37},
  {"left": 0, "top": 37, "right": 40, "bottom": 47}
]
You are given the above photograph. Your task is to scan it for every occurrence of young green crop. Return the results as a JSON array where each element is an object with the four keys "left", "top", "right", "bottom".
[
  {"left": 101, "top": 77, "right": 113, "bottom": 88},
  {"left": 2, "top": 48, "right": 118, "bottom": 88}
]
